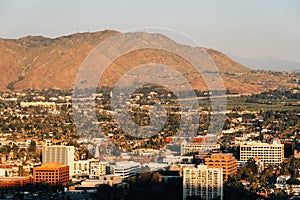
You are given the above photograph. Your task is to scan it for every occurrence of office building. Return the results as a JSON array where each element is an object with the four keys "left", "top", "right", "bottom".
[
  {"left": 110, "top": 161, "right": 140, "bottom": 180},
  {"left": 42, "top": 145, "right": 75, "bottom": 176},
  {"left": 240, "top": 139, "right": 284, "bottom": 165},
  {"left": 33, "top": 163, "right": 69, "bottom": 186},
  {"left": 204, "top": 153, "right": 237, "bottom": 180},
  {"left": 183, "top": 165, "right": 223, "bottom": 200}
]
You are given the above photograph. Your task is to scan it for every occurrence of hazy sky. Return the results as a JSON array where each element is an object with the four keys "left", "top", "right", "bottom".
[{"left": 0, "top": 0, "right": 299, "bottom": 61}]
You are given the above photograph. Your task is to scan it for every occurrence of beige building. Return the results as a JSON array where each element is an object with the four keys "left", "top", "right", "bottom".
[
  {"left": 181, "top": 142, "right": 220, "bottom": 155},
  {"left": 81, "top": 175, "right": 122, "bottom": 187},
  {"left": 204, "top": 153, "right": 237, "bottom": 180},
  {"left": 90, "top": 160, "right": 108, "bottom": 178},
  {"left": 20, "top": 101, "right": 55, "bottom": 108},
  {"left": 42, "top": 145, "right": 75, "bottom": 176},
  {"left": 183, "top": 165, "right": 223, "bottom": 200},
  {"left": 169, "top": 164, "right": 195, "bottom": 177},
  {"left": 74, "top": 160, "right": 90, "bottom": 175},
  {"left": 240, "top": 139, "right": 284, "bottom": 166}
]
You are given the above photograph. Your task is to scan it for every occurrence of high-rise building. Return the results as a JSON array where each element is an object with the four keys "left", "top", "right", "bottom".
[
  {"left": 204, "top": 153, "right": 237, "bottom": 180},
  {"left": 240, "top": 139, "right": 284, "bottom": 166},
  {"left": 110, "top": 161, "right": 140, "bottom": 180},
  {"left": 42, "top": 145, "right": 75, "bottom": 176},
  {"left": 181, "top": 142, "right": 220, "bottom": 155},
  {"left": 183, "top": 165, "right": 223, "bottom": 200},
  {"left": 33, "top": 163, "right": 69, "bottom": 186}
]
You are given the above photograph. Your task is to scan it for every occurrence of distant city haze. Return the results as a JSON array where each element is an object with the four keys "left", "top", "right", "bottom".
[{"left": 0, "top": 0, "right": 299, "bottom": 70}]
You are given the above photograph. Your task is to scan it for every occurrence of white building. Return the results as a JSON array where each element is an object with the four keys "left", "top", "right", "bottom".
[
  {"left": 240, "top": 139, "right": 284, "bottom": 166},
  {"left": 181, "top": 142, "right": 220, "bottom": 155},
  {"left": 142, "top": 163, "right": 168, "bottom": 171},
  {"left": 183, "top": 165, "right": 223, "bottom": 200},
  {"left": 73, "top": 159, "right": 108, "bottom": 178},
  {"left": 163, "top": 155, "right": 181, "bottom": 165},
  {"left": 89, "top": 160, "right": 108, "bottom": 179},
  {"left": 110, "top": 161, "right": 140, "bottom": 180},
  {"left": 74, "top": 160, "right": 90, "bottom": 175},
  {"left": 42, "top": 145, "right": 75, "bottom": 176},
  {"left": 20, "top": 101, "right": 56, "bottom": 108}
]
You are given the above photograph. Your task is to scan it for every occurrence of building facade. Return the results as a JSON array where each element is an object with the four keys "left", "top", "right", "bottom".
[
  {"left": 90, "top": 161, "right": 108, "bottom": 178},
  {"left": 33, "top": 163, "right": 69, "bottom": 186},
  {"left": 181, "top": 142, "right": 220, "bottom": 155},
  {"left": 204, "top": 153, "right": 237, "bottom": 180},
  {"left": 74, "top": 160, "right": 90, "bottom": 175},
  {"left": 80, "top": 175, "right": 122, "bottom": 187},
  {"left": 183, "top": 165, "right": 223, "bottom": 200},
  {"left": 42, "top": 145, "right": 74, "bottom": 176},
  {"left": 110, "top": 161, "right": 140, "bottom": 180},
  {"left": 0, "top": 176, "right": 31, "bottom": 188},
  {"left": 240, "top": 141, "right": 284, "bottom": 165}
]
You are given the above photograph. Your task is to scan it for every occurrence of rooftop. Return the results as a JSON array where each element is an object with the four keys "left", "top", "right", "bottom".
[{"left": 34, "top": 162, "right": 67, "bottom": 169}]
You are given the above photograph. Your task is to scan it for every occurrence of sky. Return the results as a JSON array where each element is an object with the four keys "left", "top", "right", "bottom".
[{"left": 0, "top": 0, "right": 300, "bottom": 62}]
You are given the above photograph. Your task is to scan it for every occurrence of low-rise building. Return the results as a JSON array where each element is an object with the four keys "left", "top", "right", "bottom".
[
  {"left": 89, "top": 160, "right": 108, "bottom": 178},
  {"left": 181, "top": 142, "right": 220, "bottom": 155},
  {"left": 80, "top": 175, "right": 122, "bottom": 187},
  {"left": 110, "top": 161, "right": 140, "bottom": 180},
  {"left": 0, "top": 176, "right": 31, "bottom": 188},
  {"left": 74, "top": 160, "right": 89, "bottom": 175}
]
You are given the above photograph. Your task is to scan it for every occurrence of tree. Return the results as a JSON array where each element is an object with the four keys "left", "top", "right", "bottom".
[
  {"left": 12, "top": 143, "right": 18, "bottom": 155},
  {"left": 287, "top": 178, "right": 300, "bottom": 185},
  {"left": 66, "top": 179, "right": 74, "bottom": 187},
  {"left": 1, "top": 125, "right": 9, "bottom": 132},
  {"left": 276, "top": 191, "right": 287, "bottom": 200},
  {"left": 28, "top": 140, "right": 36, "bottom": 153},
  {"left": 246, "top": 159, "right": 258, "bottom": 174},
  {"left": 151, "top": 172, "right": 163, "bottom": 184}
]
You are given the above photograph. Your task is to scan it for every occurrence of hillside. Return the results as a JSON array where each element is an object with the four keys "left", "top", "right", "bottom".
[{"left": 0, "top": 30, "right": 299, "bottom": 93}]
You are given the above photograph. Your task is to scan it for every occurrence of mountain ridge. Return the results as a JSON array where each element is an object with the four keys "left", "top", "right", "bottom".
[{"left": 0, "top": 30, "right": 298, "bottom": 93}]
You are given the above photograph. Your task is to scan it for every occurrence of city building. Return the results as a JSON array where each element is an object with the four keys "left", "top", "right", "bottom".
[
  {"left": 204, "top": 153, "right": 237, "bottom": 180},
  {"left": 20, "top": 101, "right": 56, "bottom": 108},
  {"left": 183, "top": 165, "right": 223, "bottom": 200},
  {"left": 110, "top": 161, "right": 140, "bottom": 180},
  {"left": 162, "top": 155, "right": 181, "bottom": 165},
  {"left": 33, "top": 163, "right": 69, "bottom": 186},
  {"left": 0, "top": 165, "right": 13, "bottom": 177},
  {"left": 0, "top": 176, "right": 31, "bottom": 188},
  {"left": 42, "top": 145, "right": 75, "bottom": 176},
  {"left": 142, "top": 162, "right": 168, "bottom": 171},
  {"left": 89, "top": 160, "right": 108, "bottom": 179},
  {"left": 181, "top": 142, "right": 220, "bottom": 155},
  {"left": 240, "top": 139, "right": 284, "bottom": 166},
  {"left": 169, "top": 164, "right": 195, "bottom": 177},
  {"left": 80, "top": 175, "right": 122, "bottom": 187},
  {"left": 74, "top": 160, "right": 90, "bottom": 175}
]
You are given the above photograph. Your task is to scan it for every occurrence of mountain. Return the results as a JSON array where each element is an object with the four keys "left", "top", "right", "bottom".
[
  {"left": 0, "top": 30, "right": 299, "bottom": 93},
  {"left": 230, "top": 55, "right": 300, "bottom": 72}
]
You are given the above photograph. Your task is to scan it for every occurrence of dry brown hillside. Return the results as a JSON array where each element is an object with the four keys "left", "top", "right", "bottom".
[{"left": 0, "top": 30, "right": 298, "bottom": 93}]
